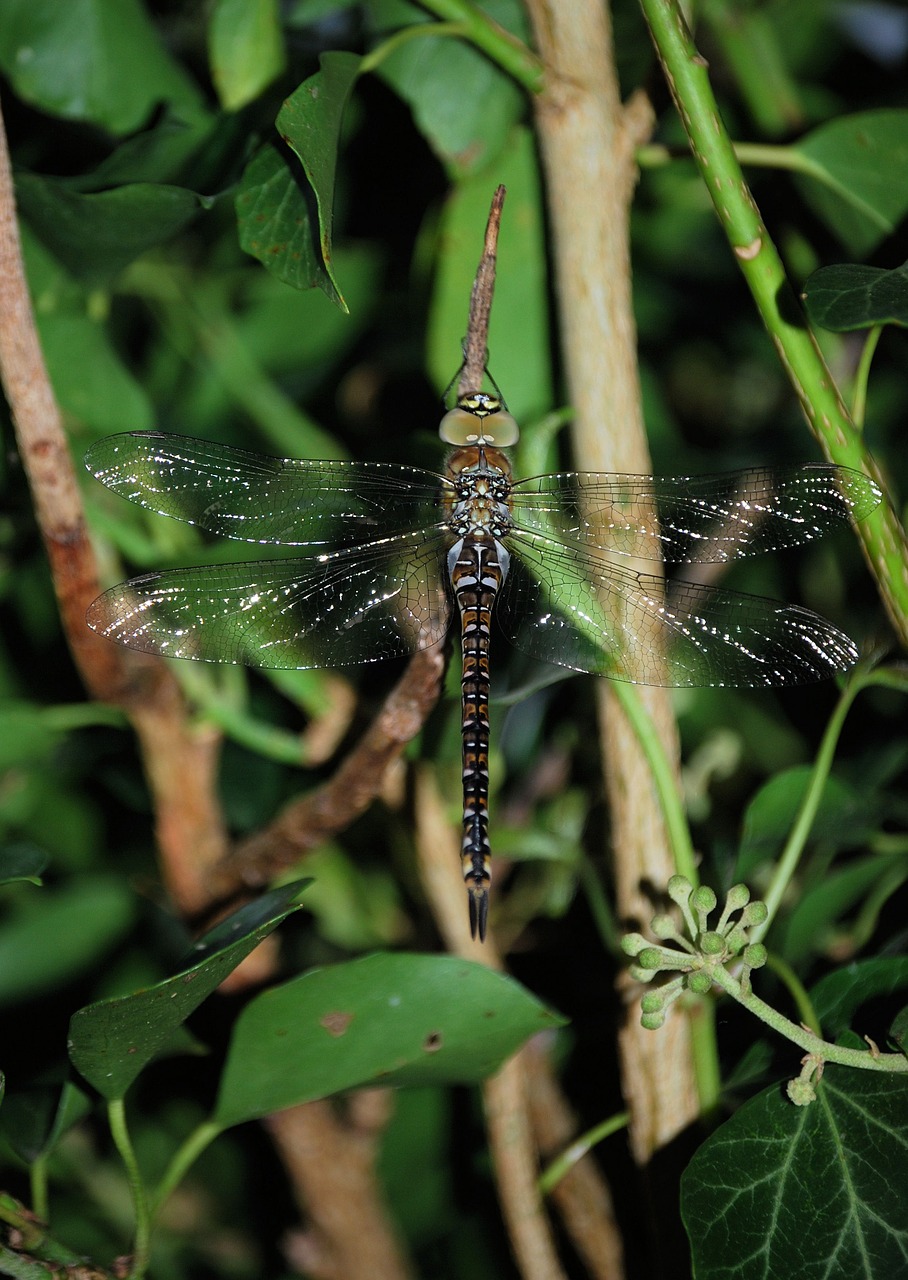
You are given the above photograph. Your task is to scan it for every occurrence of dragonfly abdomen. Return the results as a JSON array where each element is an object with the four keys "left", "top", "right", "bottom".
[{"left": 448, "top": 535, "right": 509, "bottom": 941}]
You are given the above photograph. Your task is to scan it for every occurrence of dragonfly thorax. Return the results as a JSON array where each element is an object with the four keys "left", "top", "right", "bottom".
[{"left": 446, "top": 453, "right": 513, "bottom": 541}]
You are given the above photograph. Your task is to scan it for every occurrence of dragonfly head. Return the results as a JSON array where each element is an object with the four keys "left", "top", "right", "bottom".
[{"left": 440, "top": 393, "right": 519, "bottom": 447}]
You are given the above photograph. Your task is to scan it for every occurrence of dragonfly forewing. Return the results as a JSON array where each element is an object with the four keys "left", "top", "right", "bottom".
[
  {"left": 85, "top": 433, "right": 450, "bottom": 548},
  {"left": 509, "top": 465, "right": 881, "bottom": 564}
]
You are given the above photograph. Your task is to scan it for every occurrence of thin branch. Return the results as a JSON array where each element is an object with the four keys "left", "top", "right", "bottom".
[
  {"left": 458, "top": 184, "right": 506, "bottom": 396},
  {"left": 215, "top": 644, "right": 447, "bottom": 893}
]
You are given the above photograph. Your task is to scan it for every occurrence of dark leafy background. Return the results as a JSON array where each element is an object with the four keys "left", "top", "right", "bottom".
[{"left": 0, "top": 2, "right": 907, "bottom": 1279}]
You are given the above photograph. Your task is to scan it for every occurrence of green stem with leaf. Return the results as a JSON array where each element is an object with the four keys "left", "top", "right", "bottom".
[{"left": 639, "top": 0, "right": 908, "bottom": 646}]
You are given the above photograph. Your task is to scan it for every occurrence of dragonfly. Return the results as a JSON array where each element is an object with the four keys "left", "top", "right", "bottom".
[{"left": 85, "top": 395, "right": 881, "bottom": 939}]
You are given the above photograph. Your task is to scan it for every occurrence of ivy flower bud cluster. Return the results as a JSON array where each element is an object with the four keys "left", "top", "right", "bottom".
[{"left": 621, "top": 876, "right": 769, "bottom": 1029}]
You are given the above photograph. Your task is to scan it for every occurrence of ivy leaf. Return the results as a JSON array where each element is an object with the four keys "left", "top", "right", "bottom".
[
  {"left": 793, "top": 110, "right": 908, "bottom": 256},
  {"left": 810, "top": 957, "right": 908, "bottom": 1040},
  {"left": 0, "top": 845, "right": 47, "bottom": 888},
  {"left": 682, "top": 1071, "right": 908, "bottom": 1278},
  {"left": 208, "top": 0, "right": 286, "bottom": 112},
  {"left": 237, "top": 53, "right": 359, "bottom": 306},
  {"left": 368, "top": 0, "right": 528, "bottom": 178},
  {"left": 68, "top": 880, "right": 310, "bottom": 1100},
  {"left": 0, "top": 1078, "right": 92, "bottom": 1164},
  {"left": 803, "top": 262, "right": 908, "bottom": 331},
  {"left": 214, "top": 952, "right": 566, "bottom": 1127},
  {"left": 0, "top": 0, "right": 205, "bottom": 135},
  {"left": 15, "top": 175, "right": 207, "bottom": 285}
]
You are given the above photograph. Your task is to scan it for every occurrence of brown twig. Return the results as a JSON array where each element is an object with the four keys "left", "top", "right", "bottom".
[
  {"left": 457, "top": 185, "right": 506, "bottom": 397},
  {"left": 214, "top": 644, "right": 446, "bottom": 894}
]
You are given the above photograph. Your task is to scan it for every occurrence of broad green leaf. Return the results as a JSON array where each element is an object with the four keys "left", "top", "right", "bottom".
[
  {"left": 68, "top": 880, "right": 310, "bottom": 1099},
  {"left": 793, "top": 110, "right": 908, "bottom": 257},
  {"left": 0, "top": 1078, "right": 92, "bottom": 1164},
  {"left": 736, "top": 767, "right": 877, "bottom": 878},
  {"left": 15, "top": 175, "right": 206, "bottom": 285},
  {"left": 810, "top": 957, "right": 908, "bottom": 1040},
  {"left": 209, "top": 0, "right": 286, "bottom": 111},
  {"left": 274, "top": 52, "right": 361, "bottom": 305},
  {"left": 803, "top": 262, "right": 908, "bottom": 331},
  {"left": 0, "top": 878, "right": 135, "bottom": 1006},
  {"left": 369, "top": 0, "right": 528, "bottom": 178},
  {"left": 0, "top": 702, "right": 61, "bottom": 771},
  {"left": 0, "top": 845, "right": 47, "bottom": 887},
  {"left": 777, "top": 852, "right": 908, "bottom": 966},
  {"left": 214, "top": 952, "right": 565, "bottom": 1127},
  {"left": 236, "top": 54, "right": 359, "bottom": 304},
  {"left": 427, "top": 127, "right": 551, "bottom": 423},
  {"left": 0, "top": 0, "right": 205, "bottom": 135},
  {"left": 682, "top": 1071, "right": 908, "bottom": 1279}
]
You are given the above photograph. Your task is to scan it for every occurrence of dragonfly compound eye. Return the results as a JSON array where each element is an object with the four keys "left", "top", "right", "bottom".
[{"left": 439, "top": 406, "right": 520, "bottom": 447}]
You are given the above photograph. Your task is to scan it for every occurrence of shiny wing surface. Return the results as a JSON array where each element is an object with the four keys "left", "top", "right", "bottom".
[
  {"left": 86, "top": 532, "right": 451, "bottom": 669},
  {"left": 497, "top": 531, "right": 858, "bottom": 687},
  {"left": 85, "top": 433, "right": 449, "bottom": 547},
  {"left": 508, "top": 466, "right": 880, "bottom": 563}
]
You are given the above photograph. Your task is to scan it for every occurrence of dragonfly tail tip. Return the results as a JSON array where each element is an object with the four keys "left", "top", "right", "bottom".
[{"left": 468, "top": 883, "right": 489, "bottom": 942}]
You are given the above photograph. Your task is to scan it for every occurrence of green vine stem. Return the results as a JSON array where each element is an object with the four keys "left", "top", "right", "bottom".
[
  {"left": 107, "top": 1098, "right": 151, "bottom": 1280},
  {"left": 537, "top": 1110, "right": 630, "bottom": 1195},
  {"left": 149, "top": 1119, "right": 223, "bottom": 1221},
  {"left": 639, "top": 0, "right": 908, "bottom": 647},
  {"left": 611, "top": 680, "right": 699, "bottom": 887},
  {"left": 415, "top": 0, "right": 545, "bottom": 93},
  {"left": 710, "top": 964, "right": 908, "bottom": 1076},
  {"left": 753, "top": 665, "right": 903, "bottom": 944}
]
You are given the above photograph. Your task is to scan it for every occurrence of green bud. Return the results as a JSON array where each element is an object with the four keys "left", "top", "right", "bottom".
[
  {"left": 741, "top": 900, "right": 768, "bottom": 926},
  {"left": 743, "top": 943, "right": 767, "bottom": 969},
  {"left": 650, "top": 914, "right": 677, "bottom": 939},
  {"left": 686, "top": 971, "right": 713, "bottom": 994},
  {"left": 629, "top": 964, "right": 655, "bottom": 983},
  {"left": 691, "top": 885, "right": 717, "bottom": 914},
  {"left": 667, "top": 875, "right": 693, "bottom": 905},
  {"left": 786, "top": 1077, "right": 817, "bottom": 1107},
  {"left": 725, "top": 883, "right": 750, "bottom": 910},
  {"left": 637, "top": 947, "right": 665, "bottom": 970},
  {"left": 621, "top": 932, "right": 649, "bottom": 957},
  {"left": 724, "top": 925, "right": 748, "bottom": 954},
  {"left": 641, "top": 1010, "right": 666, "bottom": 1031},
  {"left": 700, "top": 930, "right": 725, "bottom": 955},
  {"left": 641, "top": 991, "right": 665, "bottom": 1013}
]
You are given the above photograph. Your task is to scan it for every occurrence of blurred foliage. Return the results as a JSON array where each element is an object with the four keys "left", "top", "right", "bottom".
[{"left": 0, "top": 1, "right": 907, "bottom": 1278}]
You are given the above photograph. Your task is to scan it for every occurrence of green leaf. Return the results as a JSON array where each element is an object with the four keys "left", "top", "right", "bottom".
[
  {"left": 802, "top": 262, "right": 908, "bottom": 331},
  {"left": 777, "top": 853, "right": 908, "bottom": 966},
  {"left": 0, "top": 845, "right": 47, "bottom": 887},
  {"left": 682, "top": 1072, "right": 908, "bottom": 1278},
  {"left": 214, "top": 952, "right": 565, "bottom": 1127},
  {"left": 793, "top": 110, "right": 908, "bottom": 257},
  {"left": 274, "top": 51, "right": 361, "bottom": 305},
  {"left": 15, "top": 175, "right": 206, "bottom": 285},
  {"left": 736, "top": 767, "right": 877, "bottom": 878},
  {"left": 209, "top": 0, "right": 286, "bottom": 111},
  {"left": 1, "top": 1078, "right": 92, "bottom": 1164},
  {"left": 236, "top": 53, "right": 360, "bottom": 303},
  {"left": 68, "top": 880, "right": 310, "bottom": 1100},
  {"left": 810, "top": 957, "right": 908, "bottom": 1040},
  {"left": 426, "top": 127, "right": 551, "bottom": 422},
  {"left": 0, "top": 878, "right": 135, "bottom": 1006},
  {"left": 369, "top": 0, "right": 528, "bottom": 178},
  {"left": 0, "top": 0, "right": 205, "bottom": 135}
]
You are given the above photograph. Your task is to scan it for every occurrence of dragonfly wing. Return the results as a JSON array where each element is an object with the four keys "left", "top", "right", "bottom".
[
  {"left": 509, "top": 466, "right": 881, "bottom": 563},
  {"left": 87, "top": 533, "right": 451, "bottom": 669},
  {"left": 497, "top": 531, "right": 859, "bottom": 687},
  {"left": 85, "top": 433, "right": 449, "bottom": 546}
]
